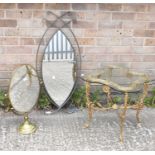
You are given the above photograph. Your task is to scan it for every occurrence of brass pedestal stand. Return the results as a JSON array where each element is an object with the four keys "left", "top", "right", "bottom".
[{"left": 18, "top": 113, "right": 37, "bottom": 135}]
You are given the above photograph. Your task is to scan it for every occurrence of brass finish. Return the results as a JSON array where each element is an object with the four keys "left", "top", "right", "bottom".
[
  {"left": 83, "top": 65, "right": 149, "bottom": 143},
  {"left": 8, "top": 64, "right": 40, "bottom": 135},
  {"left": 103, "top": 85, "right": 113, "bottom": 107},
  {"left": 84, "top": 82, "right": 94, "bottom": 128},
  {"left": 119, "top": 92, "right": 128, "bottom": 143},
  {"left": 136, "top": 82, "right": 148, "bottom": 125},
  {"left": 18, "top": 113, "right": 37, "bottom": 135}
]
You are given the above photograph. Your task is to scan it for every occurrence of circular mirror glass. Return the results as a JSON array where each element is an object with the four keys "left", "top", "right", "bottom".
[{"left": 9, "top": 65, "right": 40, "bottom": 114}]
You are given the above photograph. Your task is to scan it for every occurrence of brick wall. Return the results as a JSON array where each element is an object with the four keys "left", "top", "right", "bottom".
[{"left": 1, "top": 3, "right": 155, "bottom": 89}]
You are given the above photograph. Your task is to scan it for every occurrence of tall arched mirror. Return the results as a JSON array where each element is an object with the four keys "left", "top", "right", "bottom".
[
  {"left": 42, "top": 30, "right": 76, "bottom": 108},
  {"left": 36, "top": 12, "right": 81, "bottom": 111}
]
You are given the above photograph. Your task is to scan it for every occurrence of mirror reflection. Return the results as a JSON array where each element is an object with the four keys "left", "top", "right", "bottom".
[
  {"left": 42, "top": 30, "right": 76, "bottom": 107},
  {"left": 9, "top": 65, "right": 40, "bottom": 113}
]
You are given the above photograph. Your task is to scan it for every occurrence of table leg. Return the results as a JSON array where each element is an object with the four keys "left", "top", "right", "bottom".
[
  {"left": 136, "top": 83, "right": 148, "bottom": 126},
  {"left": 84, "top": 81, "right": 94, "bottom": 128},
  {"left": 119, "top": 92, "right": 128, "bottom": 143}
]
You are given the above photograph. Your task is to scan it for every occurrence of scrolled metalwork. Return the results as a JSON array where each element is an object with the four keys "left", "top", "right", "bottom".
[{"left": 82, "top": 65, "right": 150, "bottom": 143}]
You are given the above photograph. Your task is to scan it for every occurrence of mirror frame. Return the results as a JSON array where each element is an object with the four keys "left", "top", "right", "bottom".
[{"left": 36, "top": 11, "right": 81, "bottom": 109}]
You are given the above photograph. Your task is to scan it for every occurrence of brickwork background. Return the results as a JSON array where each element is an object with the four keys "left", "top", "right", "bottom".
[{"left": 1, "top": 3, "right": 155, "bottom": 89}]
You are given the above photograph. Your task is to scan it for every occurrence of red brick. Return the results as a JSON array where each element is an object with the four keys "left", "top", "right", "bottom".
[
  {"left": 143, "top": 55, "right": 155, "bottom": 61},
  {"left": 98, "top": 4, "right": 122, "bottom": 11},
  {"left": 81, "top": 62, "right": 100, "bottom": 70},
  {"left": 145, "top": 39, "right": 155, "bottom": 46},
  {"left": 112, "top": 13, "right": 135, "bottom": 20},
  {"left": 98, "top": 21, "right": 122, "bottom": 29},
  {"left": 18, "top": 3, "right": 43, "bottom": 9},
  {"left": 33, "top": 11, "right": 45, "bottom": 18},
  {"left": 72, "top": 3, "right": 96, "bottom": 10},
  {"left": 5, "top": 46, "right": 33, "bottom": 54},
  {"left": 6, "top": 10, "right": 32, "bottom": 19},
  {"left": 0, "top": 11, "right": 4, "bottom": 18},
  {"left": 97, "top": 55, "right": 119, "bottom": 62},
  {"left": 143, "top": 47, "right": 155, "bottom": 54},
  {"left": 18, "top": 19, "right": 43, "bottom": 28},
  {"left": 134, "top": 30, "right": 155, "bottom": 37},
  {"left": 85, "top": 29, "right": 133, "bottom": 37},
  {"left": 85, "top": 12, "right": 96, "bottom": 20},
  {"left": 148, "top": 22, "right": 155, "bottom": 29},
  {"left": 122, "top": 21, "right": 147, "bottom": 29},
  {"left": 72, "top": 29, "right": 84, "bottom": 37},
  {"left": 0, "top": 46, "right": 5, "bottom": 54},
  {"left": 147, "top": 4, "right": 155, "bottom": 12},
  {"left": 121, "top": 38, "right": 143, "bottom": 46},
  {"left": 136, "top": 13, "right": 155, "bottom": 21},
  {"left": 72, "top": 20, "right": 96, "bottom": 29},
  {"left": 123, "top": 4, "right": 146, "bottom": 12},
  {"left": 20, "top": 38, "right": 36, "bottom": 45},
  {"left": 18, "top": 55, "right": 36, "bottom": 64},
  {"left": 0, "top": 20, "right": 17, "bottom": 27},
  {"left": 131, "top": 62, "right": 155, "bottom": 69},
  {"left": 45, "top": 3, "right": 70, "bottom": 10},
  {"left": 97, "top": 12, "right": 111, "bottom": 20},
  {"left": 0, "top": 28, "right": 4, "bottom": 36},
  {"left": 0, "top": 71, "right": 11, "bottom": 79},
  {"left": 28, "top": 28, "right": 46, "bottom": 37},
  {"left": 119, "top": 55, "right": 142, "bottom": 62},
  {"left": 4, "top": 28, "right": 42, "bottom": 37},
  {"left": 30, "top": 28, "right": 45, "bottom": 37},
  {"left": 109, "top": 46, "right": 134, "bottom": 55},
  {"left": 0, "top": 54, "right": 20, "bottom": 64},
  {"left": 84, "top": 29, "right": 97, "bottom": 37},
  {"left": 0, "top": 79, "right": 9, "bottom": 87},
  {"left": 0, "top": 37, "right": 18, "bottom": 45},
  {"left": 96, "top": 37, "right": 121, "bottom": 46},
  {"left": 0, "top": 64, "right": 20, "bottom": 71},
  {"left": 20, "top": 38, "right": 43, "bottom": 45},
  {"left": 83, "top": 47, "right": 110, "bottom": 55},
  {"left": 77, "top": 38, "right": 95, "bottom": 45},
  {"left": 0, "top": 3, "right": 16, "bottom": 9},
  {"left": 5, "top": 28, "right": 22, "bottom": 36},
  {"left": 82, "top": 54, "right": 119, "bottom": 62}
]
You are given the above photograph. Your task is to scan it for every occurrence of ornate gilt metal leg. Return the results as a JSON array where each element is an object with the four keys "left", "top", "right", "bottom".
[
  {"left": 84, "top": 81, "right": 94, "bottom": 128},
  {"left": 103, "top": 85, "right": 113, "bottom": 107},
  {"left": 136, "top": 83, "right": 148, "bottom": 127},
  {"left": 119, "top": 92, "right": 128, "bottom": 143}
]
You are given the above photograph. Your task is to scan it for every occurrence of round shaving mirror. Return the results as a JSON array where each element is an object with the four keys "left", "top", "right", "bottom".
[{"left": 9, "top": 65, "right": 40, "bottom": 134}]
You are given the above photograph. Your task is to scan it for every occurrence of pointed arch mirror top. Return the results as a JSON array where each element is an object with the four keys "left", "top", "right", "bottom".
[{"left": 36, "top": 12, "right": 81, "bottom": 109}]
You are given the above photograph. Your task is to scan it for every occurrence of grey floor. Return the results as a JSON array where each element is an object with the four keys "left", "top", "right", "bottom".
[{"left": 0, "top": 108, "right": 155, "bottom": 151}]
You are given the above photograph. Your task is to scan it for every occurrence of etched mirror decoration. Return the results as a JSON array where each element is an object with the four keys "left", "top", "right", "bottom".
[
  {"left": 9, "top": 65, "right": 40, "bottom": 134},
  {"left": 36, "top": 11, "right": 81, "bottom": 112}
]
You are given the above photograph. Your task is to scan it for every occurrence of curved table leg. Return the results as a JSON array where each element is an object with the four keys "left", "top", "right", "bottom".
[
  {"left": 84, "top": 81, "right": 94, "bottom": 128},
  {"left": 84, "top": 103, "right": 94, "bottom": 128},
  {"left": 119, "top": 92, "right": 128, "bottom": 143},
  {"left": 136, "top": 83, "right": 148, "bottom": 127}
]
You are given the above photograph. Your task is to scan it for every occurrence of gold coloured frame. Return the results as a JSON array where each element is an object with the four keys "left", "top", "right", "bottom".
[{"left": 82, "top": 65, "right": 149, "bottom": 143}]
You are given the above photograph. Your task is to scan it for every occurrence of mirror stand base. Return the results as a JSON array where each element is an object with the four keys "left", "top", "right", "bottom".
[{"left": 18, "top": 114, "right": 37, "bottom": 135}]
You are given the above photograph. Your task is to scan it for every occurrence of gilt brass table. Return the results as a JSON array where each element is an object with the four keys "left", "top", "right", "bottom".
[{"left": 82, "top": 65, "right": 149, "bottom": 143}]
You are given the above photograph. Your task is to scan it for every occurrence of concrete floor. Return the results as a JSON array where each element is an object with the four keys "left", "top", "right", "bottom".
[{"left": 0, "top": 108, "right": 155, "bottom": 151}]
